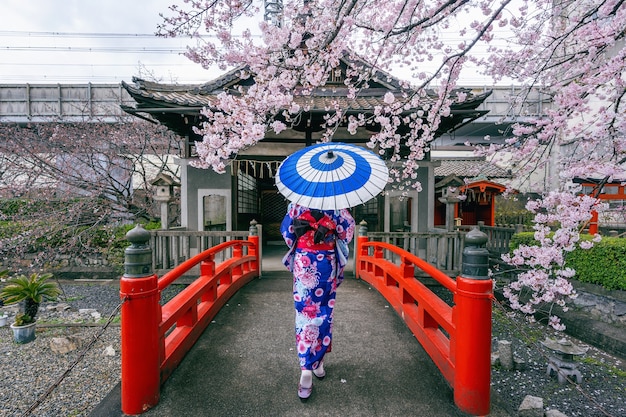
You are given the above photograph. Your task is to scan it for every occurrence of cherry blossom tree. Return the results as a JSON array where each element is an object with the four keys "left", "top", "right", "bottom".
[
  {"left": 158, "top": 0, "right": 625, "bottom": 328},
  {"left": 0, "top": 120, "right": 182, "bottom": 267}
]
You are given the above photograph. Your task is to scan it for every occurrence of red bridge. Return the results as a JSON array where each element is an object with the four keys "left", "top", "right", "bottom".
[{"left": 116, "top": 224, "right": 493, "bottom": 416}]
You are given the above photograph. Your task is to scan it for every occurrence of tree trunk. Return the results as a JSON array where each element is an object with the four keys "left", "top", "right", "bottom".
[{"left": 24, "top": 299, "right": 40, "bottom": 320}]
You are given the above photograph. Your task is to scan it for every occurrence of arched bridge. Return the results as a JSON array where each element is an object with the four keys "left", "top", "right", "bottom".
[{"left": 93, "top": 224, "right": 507, "bottom": 417}]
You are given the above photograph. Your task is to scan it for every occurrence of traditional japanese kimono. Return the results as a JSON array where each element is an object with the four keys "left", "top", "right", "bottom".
[{"left": 280, "top": 203, "right": 356, "bottom": 371}]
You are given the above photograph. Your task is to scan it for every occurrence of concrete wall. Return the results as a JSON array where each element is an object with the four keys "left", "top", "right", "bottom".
[{"left": 179, "top": 159, "right": 233, "bottom": 231}]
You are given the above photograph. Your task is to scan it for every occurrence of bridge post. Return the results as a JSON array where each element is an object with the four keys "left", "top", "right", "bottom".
[
  {"left": 453, "top": 227, "right": 492, "bottom": 416},
  {"left": 248, "top": 219, "right": 260, "bottom": 276},
  {"left": 355, "top": 220, "right": 368, "bottom": 279},
  {"left": 120, "top": 225, "right": 160, "bottom": 415}
]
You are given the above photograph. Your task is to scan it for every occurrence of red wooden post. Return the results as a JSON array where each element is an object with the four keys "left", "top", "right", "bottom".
[
  {"left": 119, "top": 225, "right": 161, "bottom": 415},
  {"left": 589, "top": 210, "right": 599, "bottom": 235},
  {"left": 200, "top": 255, "right": 215, "bottom": 277},
  {"left": 232, "top": 243, "right": 243, "bottom": 276},
  {"left": 356, "top": 220, "right": 369, "bottom": 278},
  {"left": 453, "top": 227, "right": 492, "bottom": 416},
  {"left": 400, "top": 256, "right": 414, "bottom": 279},
  {"left": 248, "top": 231, "right": 260, "bottom": 274}
]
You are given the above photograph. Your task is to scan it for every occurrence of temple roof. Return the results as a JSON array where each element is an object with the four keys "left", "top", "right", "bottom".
[
  {"left": 434, "top": 158, "right": 511, "bottom": 179},
  {"left": 121, "top": 52, "right": 492, "bottom": 142}
]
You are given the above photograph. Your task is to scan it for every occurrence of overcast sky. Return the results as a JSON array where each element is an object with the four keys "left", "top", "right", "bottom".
[
  {"left": 0, "top": 0, "right": 219, "bottom": 84},
  {"left": 0, "top": 0, "right": 497, "bottom": 86}
]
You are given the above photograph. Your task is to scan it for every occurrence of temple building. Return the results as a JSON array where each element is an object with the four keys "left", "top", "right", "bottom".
[
  {"left": 121, "top": 54, "right": 503, "bottom": 242},
  {"left": 433, "top": 158, "right": 511, "bottom": 227}
]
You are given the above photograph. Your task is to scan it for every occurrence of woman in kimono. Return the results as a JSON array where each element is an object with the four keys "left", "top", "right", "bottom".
[{"left": 280, "top": 203, "right": 355, "bottom": 400}]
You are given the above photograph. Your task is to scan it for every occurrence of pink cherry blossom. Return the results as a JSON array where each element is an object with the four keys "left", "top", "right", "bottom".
[{"left": 158, "top": 1, "right": 626, "bottom": 328}]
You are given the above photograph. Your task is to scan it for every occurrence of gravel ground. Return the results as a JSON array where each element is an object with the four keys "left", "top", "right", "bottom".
[
  {"left": 0, "top": 280, "right": 624, "bottom": 417},
  {"left": 489, "top": 304, "right": 625, "bottom": 417}
]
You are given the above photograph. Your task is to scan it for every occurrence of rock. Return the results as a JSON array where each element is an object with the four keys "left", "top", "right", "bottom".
[
  {"left": 572, "top": 292, "right": 601, "bottom": 308},
  {"left": 53, "top": 303, "right": 71, "bottom": 311},
  {"left": 103, "top": 345, "right": 116, "bottom": 356},
  {"left": 498, "top": 340, "right": 514, "bottom": 370},
  {"left": 50, "top": 337, "right": 78, "bottom": 354},
  {"left": 545, "top": 410, "right": 569, "bottom": 417},
  {"left": 518, "top": 395, "right": 543, "bottom": 417},
  {"left": 514, "top": 357, "right": 526, "bottom": 371}
]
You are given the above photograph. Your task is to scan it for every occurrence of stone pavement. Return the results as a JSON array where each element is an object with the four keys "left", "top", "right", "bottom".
[{"left": 92, "top": 245, "right": 512, "bottom": 417}]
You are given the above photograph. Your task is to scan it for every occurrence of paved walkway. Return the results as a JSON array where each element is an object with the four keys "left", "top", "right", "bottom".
[{"left": 92, "top": 245, "right": 511, "bottom": 416}]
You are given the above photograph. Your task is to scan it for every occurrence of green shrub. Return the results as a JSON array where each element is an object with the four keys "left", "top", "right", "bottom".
[
  {"left": 565, "top": 237, "right": 626, "bottom": 291},
  {"left": 509, "top": 232, "right": 536, "bottom": 250},
  {"left": 0, "top": 220, "right": 22, "bottom": 239},
  {"left": 508, "top": 232, "right": 626, "bottom": 291},
  {"left": 103, "top": 221, "right": 161, "bottom": 269}
]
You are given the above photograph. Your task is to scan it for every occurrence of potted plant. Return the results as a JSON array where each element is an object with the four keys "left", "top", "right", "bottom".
[{"left": 0, "top": 272, "right": 61, "bottom": 343}]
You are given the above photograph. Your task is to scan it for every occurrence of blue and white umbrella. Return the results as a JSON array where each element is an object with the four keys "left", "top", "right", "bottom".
[{"left": 275, "top": 142, "right": 389, "bottom": 210}]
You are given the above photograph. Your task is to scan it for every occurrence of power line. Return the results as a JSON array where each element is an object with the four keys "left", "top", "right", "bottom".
[
  {"left": 2, "top": 46, "right": 188, "bottom": 53},
  {"left": 0, "top": 30, "right": 163, "bottom": 38},
  {"left": 0, "top": 30, "right": 257, "bottom": 40},
  {"left": 0, "top": 62, "right": 198, "bottom": 67}
]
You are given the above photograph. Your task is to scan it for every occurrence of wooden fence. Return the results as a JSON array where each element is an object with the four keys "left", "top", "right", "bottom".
[
  {"left": 150, "top": 223, "right": 261, "bottom": 272},
  {"left": 150, "top": 222, "right": 524, "bottom": 276},
  {"left": 365, "top": 229, "right": 465, "bottom": 276}
]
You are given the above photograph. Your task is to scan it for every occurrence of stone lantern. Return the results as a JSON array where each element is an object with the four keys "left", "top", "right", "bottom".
[
  {"left": 541, "top": 337, "right": 588, "bottom": 384},
  {"left": 150, "top": 173, "right": 180, "bottom": 229},
  {"left": 439, "top": 186, "right": 461, "bottom": 232}
]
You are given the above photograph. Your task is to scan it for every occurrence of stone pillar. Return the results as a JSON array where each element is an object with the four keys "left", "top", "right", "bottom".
[{"left": 439, "top": 192, "right": 461, "bottom": 232}]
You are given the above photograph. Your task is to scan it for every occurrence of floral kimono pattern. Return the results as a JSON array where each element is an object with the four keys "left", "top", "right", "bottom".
[{"left": 281, "top": 203, "right": 355, "bottom": 370}]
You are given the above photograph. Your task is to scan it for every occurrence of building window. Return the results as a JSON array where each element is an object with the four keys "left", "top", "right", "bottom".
[
  {"left": 328, "top": 67, "right": 344, "bottom": 84},
  {"left": 238, "top": 171, "right": 258, "bottom": 213},
  {"left": 581, "top": 185, "right": 596, "bottom": 195},
  {"left": 360, "top": 198, "right": 378, "bottom": 214}
]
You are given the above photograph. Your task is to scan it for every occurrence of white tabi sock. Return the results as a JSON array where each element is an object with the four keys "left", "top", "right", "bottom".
[{"left": 300, "top": 370, "right": 313, "bottom": 388}]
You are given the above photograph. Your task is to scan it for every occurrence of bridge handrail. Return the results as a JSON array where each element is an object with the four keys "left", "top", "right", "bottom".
[
  {"left": 158, "top": 239, "right": 256, "bottom": 289},
  {"left": 356, "top": 237, "right": 456, "bottom": 384},
  {"left": 359, "top": 240, "right": 457, "bottom": 292},
  {"left": 355, "top": 232, "right": 493, "bottom": 416},
  {"left": 120, "top": 225, "right": 260, "bottom": 415},
  {"left": 150, "top": 229, "right": 255, "bottom": 271},
  {"left": 365, "top": 230, "right": 464, "bottom": 275},
  {"left": 157, "top": 237, "right": 259, "bottom": 383}
]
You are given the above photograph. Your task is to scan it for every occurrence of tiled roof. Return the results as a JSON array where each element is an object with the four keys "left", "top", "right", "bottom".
[
  {"left": 121, "top": 51, "right": 492, "bottom": 141},
  {"left": 123, "top": 78, "right": 490, "bottom": 114},
  {"left": 122, "top": 51, "right": 492, "bottom": 113},
  {"left": 434, "top": 158, "right": 511, "bottom": 179},
  {"left": 122, "top": 80, "right": 387, "bottom": 110}
]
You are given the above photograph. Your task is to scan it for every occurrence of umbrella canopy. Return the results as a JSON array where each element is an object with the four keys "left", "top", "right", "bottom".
[{"left": 275, "top": 142, "right": 389, "bottom": 210}]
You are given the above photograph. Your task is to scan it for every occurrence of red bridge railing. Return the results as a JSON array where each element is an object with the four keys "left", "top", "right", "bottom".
[
  {"left": 119, "top": 225, "right": 260, "bottom": 415},
  {"left": 355, "top": 225, "right": 493, "bottom": 416}
]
